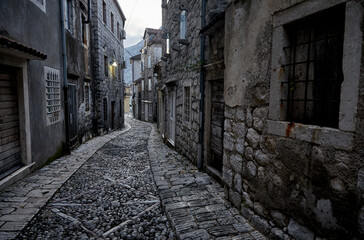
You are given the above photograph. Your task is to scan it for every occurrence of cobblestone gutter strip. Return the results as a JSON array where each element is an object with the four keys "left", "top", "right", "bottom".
[
  {"left": 148, "top": 124, "right": 267, "bottom": 240},
  {"left": 0, "top": 123, "right": 131, "bottom": 240}
]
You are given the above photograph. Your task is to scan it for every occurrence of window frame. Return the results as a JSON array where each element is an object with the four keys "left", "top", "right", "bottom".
[
  {"left": 111, "top": 12, "right": 114, "bottom": 33},
  {"left": 102, "top": 1, "right": 107, "bottom": 25},
  {"left": 65, "top": 0, "right": 74, "bottom": 33},
  {"left": 268, "top": 1, "right": 362, "bottom": 151},
  {"left": 180, "top": 10, "right": 187, "bottom": 40},
  {"left": 104, "top": 55, "right": 108, "bottom": 77}
]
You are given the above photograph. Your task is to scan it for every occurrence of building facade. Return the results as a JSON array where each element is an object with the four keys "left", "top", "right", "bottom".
[
  {"left": 64, "top": 0, "right": 93, "bottom": 147},
  {"left": 159, "top": 0, "right": 364, "bottom": 238},
  {"left": 91, "top": 0, "right": 126, "bottom": 133},
  {"left": 140, "top": 28, "right": 162, "bottom": 122},
  {"left": 0, "top": 0, "right": 65, "bottom": 188}
]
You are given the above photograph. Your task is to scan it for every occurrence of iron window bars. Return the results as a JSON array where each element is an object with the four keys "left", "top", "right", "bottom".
[{"left": 281, "top": 5, "right": 345, "bottom": 128}]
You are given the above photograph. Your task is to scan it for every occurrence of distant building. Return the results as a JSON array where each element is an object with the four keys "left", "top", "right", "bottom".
[
  {"left": 130, "top": 54, "right": 141, "bottom": 119},
  {"left": 91, "top": 0, "right": 126, "bottom": 133},
  {"left": 124, "top": 85, "right": 131, "bottom": 113},
  {"left": 140, "top": 28, "right": 162, "bottom": 122}
]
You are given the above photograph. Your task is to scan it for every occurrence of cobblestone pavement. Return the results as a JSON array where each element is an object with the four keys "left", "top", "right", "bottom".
[
  {"left": 148, "top": 125, "right": 266, "bottom": 240},
  {"left": 16, "top": 120, "right": 174, "bottom": 240},
  {"left": 0, "top": 116, "right": 266, "bottom": 240},
  {"left": 0, "top": 124, "right": 131, "bottom": 240}
]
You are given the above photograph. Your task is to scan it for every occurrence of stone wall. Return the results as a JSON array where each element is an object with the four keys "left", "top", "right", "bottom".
[
  {"left": 222, "top": 0, "right": 364, "bottom": 239},
  {"left": 161, "top": 0, "right": 201, "bottom": 163},
  {"left": 91, "top": 0, "right": 125, "bottom": 133},
  {"left": 66, "top": 0, "right": 94, "bottom": 144}
]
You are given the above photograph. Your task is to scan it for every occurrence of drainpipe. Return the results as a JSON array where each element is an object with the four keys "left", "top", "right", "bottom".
[
  {"left": 197, "top": 0, "right": 206, "bottom": 170},
  {"left": 60, "top": 0, "right": 70, "bottom": 153}
]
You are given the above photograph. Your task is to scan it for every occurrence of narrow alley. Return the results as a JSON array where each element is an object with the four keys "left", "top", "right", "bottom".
[{"left": 0, "top": 117, "right": 265, "bottom": 240}]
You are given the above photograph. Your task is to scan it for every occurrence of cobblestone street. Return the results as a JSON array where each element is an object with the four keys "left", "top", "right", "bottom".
[{"left": 0, "top": 117, "right": 265, "bottom": 240}]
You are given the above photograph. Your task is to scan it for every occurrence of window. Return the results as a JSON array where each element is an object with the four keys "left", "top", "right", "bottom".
[
  {"left": 148, "top": 78, "right": 152, "bottom": 91},
  {"left": 281, "top": 6, "right": 344, "bottom": 128},
  {"left": 148, "top": 56, "right": 151, "bottom": 68},
  {"left": 166, "top": 33, "right": 170, "bottom": 54},
  {"left": 65, "top": 0, "right": 73, "bottom": 32},
  {"left": 103, "top": 98, "right": 107, "bottom": 122},
  {"left": 111, "top": 12, "right": 114, "bottom": 33},
  {"left": 84, "top": 82, "right": 90, "bottom": 113},
  {"left": 81, "top": 13, "right": 88, "bottom": 45},
  {"left": 120, "top": 99, "right": 122, "bottom": 117},
  {"left": 44, "top": 67, "right": 61, "bottom": 125},
  {"left": 142, "top": 80, "right": 145, "bottom": 90},
  {"left": 180, "top": 10, "right": 187, "bottom": 40},
  {"left": 141, "top": 58, "right": 144, "bottom": 71},
  {"left": 184, "top": 86, "right": 191, "bottom": 123},
  {"left": 110, "top": 65, "right": 116, "bottom": 81},
  {"left": 104, "top": 56, "right": 108, "bottom": 76},
  {"left": 30, "top": 0, "right": 46, "bottom": 12},
  {"left": 117, "top": 22, "right": 120, "bottom": 40},
  {"left": 268, "top": 2, "right": 362, "bottom": 150},
  {"left": 102, "top": 1, "right": 107, "bottom": 24}
]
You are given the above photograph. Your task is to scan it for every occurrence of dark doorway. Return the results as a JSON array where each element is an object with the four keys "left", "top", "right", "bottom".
[{"left": 68, "top": 84, "right": 78, "bottom": 148}]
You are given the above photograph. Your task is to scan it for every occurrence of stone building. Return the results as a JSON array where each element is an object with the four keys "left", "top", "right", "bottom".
[
  {"left": 222, "top": 1, "right": 364, "bottom": 239},
  {"left": 130, "top": 54, "right": 142, "bottom": 119},
  {"left": 64, "top": 0, "right": 93, "bottom": 147},
  {"left": 140, "top": 28, "right": 162, "bottom": 122},
  {"left": 91, "top": 0, "right": 126, "bottom": 133},
  {"left": 159, "top": 0, "right": 364, "bottom": 239},
  {"left": 0, "top": 0, "right": 65, "bottom": 188},
  {"left": 124, "top": 84, "right": 131, "bottom": 113},
  {"left": 160, "top": 0, "right": 202, "bottom": 155}
]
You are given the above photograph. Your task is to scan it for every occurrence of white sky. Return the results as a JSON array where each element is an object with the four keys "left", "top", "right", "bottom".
[{"left": 118, "top": 0, "right": 162, "bottom": 48}]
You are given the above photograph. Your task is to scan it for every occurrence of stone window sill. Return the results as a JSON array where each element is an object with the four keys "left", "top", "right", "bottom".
[{"left": 267, "top": 120, "right": 354, "bottom": 151}]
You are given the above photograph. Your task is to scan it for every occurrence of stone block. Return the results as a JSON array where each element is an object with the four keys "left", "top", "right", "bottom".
[
  {"left": 241, "top": 206, "right": 254, "bottom": 220},
  {"left": 223, "top": 167, "right": 233, "bottom": 188},
  {"left": 330, "top": 178, "right": 345, "bottom": 192},
  {"left": 234, "top": 121, "right": 246, "bottom": 137},
  {"left": 229, "top": 189, "right": 241, "bottom": 209},
  {"left": 236, "top": 107, "right": 245, "bottom": 121},
  {"left": 224, "top": 132, "right": 235, "bottom": 151},
  {"left": 253, "top": 107, "right": 267, "bottom": 132},
  {"left": 236, "top": 138, "right": 245, "bottom": 155},
  {"left": 242, "top": 192, "right": 254, "bottom": 208},
  {"left": 313, "top": 199, "right": 337, "bottom": 229},
  {"left": 230, "top": 154, "right": 243, "bottom": 173},
  {"left": 246, "top": 128, "right": 260, "bottom": 148},
  {"left": 287, "top": 218, "right": 314, "bottom": 240},
  {"left": 234, "top": 174, "right": 242, "bottom": 193},
  {"left": 251, "top": 215, "right": 270, "bottom": 235},
  {"left": 245, "top": 147, "right": 253, "bottom": 160},
  {"left": 246, "top": 107, "right": 253, "bottom": 127},
  {"left": 247, "top": 161, "right": 257, "bottom": 177},
  {"left": 254, "top": 150, "right": 270, "bottom": 166},
  {"left": 225, "top": 107, "right": 236, "bottom": 119}
]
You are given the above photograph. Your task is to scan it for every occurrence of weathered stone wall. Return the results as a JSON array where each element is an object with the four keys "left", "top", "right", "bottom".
[
  {"left": 223, "top": 0, "right": 364, "bottom": 239},
  {"left": 66, "top": 0, "right": 93, "bottom": 143},
  {"left": 91, "top": 0, "right": 125, "bottom": 133},
  {"left": 161, "top": 0, "right": 201, "bottom": 163}
]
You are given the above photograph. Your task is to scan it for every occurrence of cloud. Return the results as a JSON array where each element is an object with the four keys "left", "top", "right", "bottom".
[{"left": 118, "top": 0, "right": 162, "bottom": 47}]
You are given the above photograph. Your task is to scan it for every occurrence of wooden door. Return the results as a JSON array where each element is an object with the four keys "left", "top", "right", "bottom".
[
  {"left": 169, "top": 90, "right": 176, "bottom": 145},
  {"left": 68, "top": 84, "right": 78, "bottom": 148},
  {"left": 0, "top": 65, "right": 22, "bottom": 176},
  {"left": 210, "top": 80, "right": 224, "bottom": 172},
  {"left": 111, "top": 101, "right": 115, "bottom": 129}
]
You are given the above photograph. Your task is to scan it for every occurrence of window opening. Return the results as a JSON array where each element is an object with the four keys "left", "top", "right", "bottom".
[{"left": 281, "top": 6, "right": 345, "bottom": 128}]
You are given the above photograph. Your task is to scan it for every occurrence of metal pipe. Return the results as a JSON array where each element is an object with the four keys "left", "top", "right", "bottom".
[
  {"left": 197, "top": 0, "right": 206, "bottom": 170},
  {"left": 60, "top": 0, "right": 70, "bottom": 153}
]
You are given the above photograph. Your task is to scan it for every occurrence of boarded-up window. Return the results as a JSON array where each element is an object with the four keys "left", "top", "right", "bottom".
[{"left": 45, "top": 67, "right": 61, "bottom": 125}]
